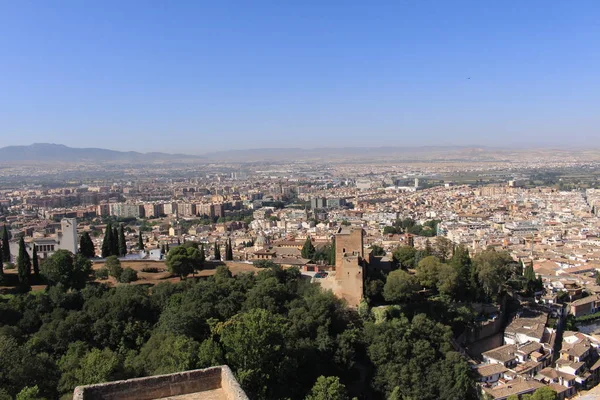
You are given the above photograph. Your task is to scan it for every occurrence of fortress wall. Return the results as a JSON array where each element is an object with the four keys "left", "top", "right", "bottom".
[{"left": 73, "top": 366, "right": 248, "bottom": 400}]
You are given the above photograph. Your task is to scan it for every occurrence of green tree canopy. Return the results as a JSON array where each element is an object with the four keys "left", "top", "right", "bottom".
[
  {"left": 392, "top": 246, "right": 417, "bottom": 269},
  {"left": 58, "top": 345, "right": 121, "bottom": 395},
  {"left": 40, "top": 250, "right": 92, "bottom": 290},
  {"left": 166, "top": 246, "right": 200, "bottom": 279},
  {"left": 370, "top": 245, "right": 386, "bottom": 257},
  {"left": 105, "top": 255, "right": 123, "bottom": 281},
  {"left": 473, "top": 249, "right": 515, "bottom": 300},
  {"left": 119, "top": 267, "right": 138, "bottom": 283},
  {"left": 529, "top": 387, "right": 557, "bottom": 400},
  {"left": 219, "top": 309, "right": 290, "bottom": 399},
  {"left": 305, "top": 376, "right": 348, "bottom": 400},
  {"left": 416, "top": 256, "right": 442, "bottom": 289},
  {"left": 383, "top": 270, "right": 420, "bottom": 303},
  {"left": 130, "top": 333, "right": 199, "bottom": 376},
  {"left": 15, "top": 385, "right": 45, "bottom": 400}
]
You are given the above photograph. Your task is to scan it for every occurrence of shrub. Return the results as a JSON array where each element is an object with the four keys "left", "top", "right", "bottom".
[
  {"left": 141, "top": 267, "right": 161, "bottom": 273},
  {"left": 95, "top": 268, "right": 109, "bottom": 280},
  {"left": 253, "top": 260, "right": 278, "bottom": 269},
  {"left": 105, "top": 256, "right": 123, "bottom": 280},
  {"left": 119, "top": 267, "right": 138, "bottom": 283}
]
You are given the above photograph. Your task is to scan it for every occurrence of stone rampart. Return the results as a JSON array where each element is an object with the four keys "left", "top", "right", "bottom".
[{"left": 73, "top": 366, "right": 248, "bottom": 400}]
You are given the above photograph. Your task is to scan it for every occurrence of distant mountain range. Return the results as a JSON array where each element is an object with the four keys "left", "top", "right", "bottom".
[
  {"left": 0, "top": 143, "right": 597, "bottom": 164},
  {"left": 0, "top": 143, "right": 497, "bottom": 163},
  {"left": 0, "top": 143, "right": 202, "bottom": 163}
]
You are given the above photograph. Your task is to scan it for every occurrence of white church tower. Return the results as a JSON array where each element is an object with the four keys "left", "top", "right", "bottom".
[{"left": 60, "top": 218, "right": 78, "bottom": 254}]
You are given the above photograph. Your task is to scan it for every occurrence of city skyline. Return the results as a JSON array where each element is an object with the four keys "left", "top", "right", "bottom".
[{"left": 1, "top": 1, "right": 599, "bottom": 152}]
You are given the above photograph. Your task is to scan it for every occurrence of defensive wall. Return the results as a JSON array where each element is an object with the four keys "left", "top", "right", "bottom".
[{"left": 73, "top": 366, "right": 248, "bottom": 400}]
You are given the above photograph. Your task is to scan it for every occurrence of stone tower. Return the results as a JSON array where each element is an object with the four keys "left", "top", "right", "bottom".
[{"left": 333, "top": 227, "right": 365, "bottom": 307}]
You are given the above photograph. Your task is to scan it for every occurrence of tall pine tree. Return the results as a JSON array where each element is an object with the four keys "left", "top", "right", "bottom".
[
  {"left": 17, "top": 236, "right": 31, "bottom": 286},
  {"left": 101, "top": 223, "right": 112, "bottom": 258},
  {"left": 32, "top": 244, "right": 39, "bottom": 277},
  {"left": 118, "top": 225, "right": 127, "bottom": 256},
  {"left": 2, "top": 225, "right": 10, "bottom": 262}
]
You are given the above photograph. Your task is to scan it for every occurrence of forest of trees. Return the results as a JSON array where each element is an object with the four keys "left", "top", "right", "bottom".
[{"left": 0, "top": 254, "right": 481, "bottom": 400}]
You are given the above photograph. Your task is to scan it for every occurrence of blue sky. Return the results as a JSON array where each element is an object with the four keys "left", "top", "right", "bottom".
[{"left": 1, "top": 1, "right": 599, "bottom": 153}]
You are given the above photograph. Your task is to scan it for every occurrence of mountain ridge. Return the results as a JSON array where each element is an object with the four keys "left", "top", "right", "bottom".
[
  {"left": 0, "top": 143, "right": 201, "bottom": 163},
  {"left": 1, "top": 143, "right": 597, "bottom": 163}
]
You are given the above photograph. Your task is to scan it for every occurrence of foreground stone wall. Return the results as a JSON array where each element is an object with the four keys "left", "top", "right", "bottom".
[{"left": 73, "top": 366, "right": 248, "bottom": 400}]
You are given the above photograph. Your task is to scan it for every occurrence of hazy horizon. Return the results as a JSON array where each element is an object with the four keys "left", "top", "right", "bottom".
[{"left": 2, "top": 2, "right": 599, "bottom": 153}]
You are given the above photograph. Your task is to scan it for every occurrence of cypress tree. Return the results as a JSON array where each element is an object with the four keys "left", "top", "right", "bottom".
[
  {"left": 177, "top": 237, "right": 181, "bottom": 245},
  {"left": 118, "top": 225, "right": 127, "bottom": 256},
  {"left": 199, "top": 243, "right": 206, "bottom": 266},
  {"left": 88, "top": 232, "right": 96, "bottom": 257},
  {"left": 2, "top": 225, "right": 10, "bottom": 262},
  {"left": 424, "top": 239, "right": 433, "bottom": 257},
  {"left": 328, "top": 237, "right": 336, "bottom": 265},
  {"left": 166, "top": 243, "right": 170, "bottom": 253},
  {"left": 226, "top": 238, "right": 233, "bottom": 261},
  {"left": 111, "top": 226, "right": 119, "bottom": 256},
  {"left": 79, "top": 232, "right": 94, "bottom": 258},
  {"left": 138, "top": 233, "right": 144, "bottom": 251},
  {"left": 17, "top": 236, "right": 31, "bottom": 284},
  {"left": 450, "top": 245, "right": 473, "bottom": 301},
  {"left": 102, "top": 223, "right": 112, "bottom": 258},
  {"left": 79, "top": 234, "right": 86, "bottom": 255},
  {"left": 301, "top": 236, "right": 316, "bottom": 259},
  {"left": 214, "top": 242, "right": 221, "bottom": 260},
  {"left": 0, "top": 244, "right": 4, "bottom": 279},
  {"left": 161, "top": 244, "right": 165, "bottom": 254},
  {"left": 32, "top": 245, "right": 39, "bottom": 277},
  {"left": 524, "top": 262, "right": 536, "bottom": 282}
]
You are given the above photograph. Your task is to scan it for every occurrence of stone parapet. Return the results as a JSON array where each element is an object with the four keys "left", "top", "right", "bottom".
[{"left": 73, "top": 366, "right": 248, "bottom": 400}]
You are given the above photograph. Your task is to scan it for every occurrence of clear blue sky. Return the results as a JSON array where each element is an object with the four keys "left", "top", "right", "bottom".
[{"left": 1, "top": 1, "right": 599, "bottom": 153}]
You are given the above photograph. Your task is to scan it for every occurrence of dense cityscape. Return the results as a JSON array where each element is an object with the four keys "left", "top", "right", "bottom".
[{"left": 0, "top": 150, "right": 599, "bottom": 399}]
